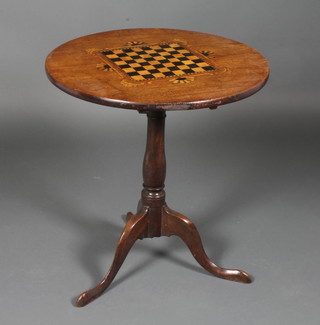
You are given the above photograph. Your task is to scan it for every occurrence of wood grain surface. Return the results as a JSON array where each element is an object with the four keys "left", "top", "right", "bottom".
[{"left": 46, "top": 28, "right": 269, "bottom": 111}]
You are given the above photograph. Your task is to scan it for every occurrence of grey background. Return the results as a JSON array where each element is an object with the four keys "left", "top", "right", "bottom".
[{"left": 1, "top": 0, "right": 320, "bottom": 324}]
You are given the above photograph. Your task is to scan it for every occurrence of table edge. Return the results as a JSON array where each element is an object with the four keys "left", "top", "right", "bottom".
[{"left": 46, "top": 66, "right": 269, "bottom": 111}]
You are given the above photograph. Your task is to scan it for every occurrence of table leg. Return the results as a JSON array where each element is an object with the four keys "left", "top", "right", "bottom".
[
  {"left": 161, "top": 205, "right": 252, "bottom": 283},
  {"left": 75, "top": 207, "right": 149, "bottom": 307}
]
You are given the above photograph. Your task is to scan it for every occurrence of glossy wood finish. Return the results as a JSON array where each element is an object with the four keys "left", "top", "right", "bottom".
[
  {"left": 75, "top": 111, "right": 251, "bottom": 307},
  {"left": 46, "top": 28, "right": 269, "bottom": 111},
  {"left": 76, "top": 207, "right": 149, "bottom": 307},
  {"left": 141, "top": 111, "right": 166, "bottom": 238},
  {"left": 161, "top": 205, "right": 251, "bottom": 283},
  {"left": 46, "top": 29, "right": 268, "bottom": 307}
]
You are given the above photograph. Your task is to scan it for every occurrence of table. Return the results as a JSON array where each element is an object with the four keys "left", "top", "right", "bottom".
[{"left": 45, "top": 28, "right": 269, "bottom": 307}]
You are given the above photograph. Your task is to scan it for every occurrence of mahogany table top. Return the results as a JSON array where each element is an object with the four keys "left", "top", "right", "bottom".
[{"left": 45, "top": 28, "right": 269, "bottom": 111}]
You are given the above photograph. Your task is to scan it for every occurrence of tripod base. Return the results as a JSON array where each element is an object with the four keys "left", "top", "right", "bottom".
[{"left": 76, "top": 203, "right": 251, "bottom": 307}]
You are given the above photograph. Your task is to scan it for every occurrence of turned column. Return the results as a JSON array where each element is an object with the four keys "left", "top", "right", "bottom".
[{"left": 141, "top": 110, "right": 166, "bottom": 238}]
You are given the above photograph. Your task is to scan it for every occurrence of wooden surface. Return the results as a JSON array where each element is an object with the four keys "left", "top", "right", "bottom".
[{"left": 45, "top": 28, "right": 269, "bottom": 111}]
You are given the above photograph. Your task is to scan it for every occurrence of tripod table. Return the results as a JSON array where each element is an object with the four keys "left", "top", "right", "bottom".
[{"left": 45, "top": 28, "right": 269, "bottom": 307}]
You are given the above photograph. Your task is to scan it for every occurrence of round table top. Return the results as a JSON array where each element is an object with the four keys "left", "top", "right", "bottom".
[{"left": 45, "top": 28, "right": 269, "bottom": 111}]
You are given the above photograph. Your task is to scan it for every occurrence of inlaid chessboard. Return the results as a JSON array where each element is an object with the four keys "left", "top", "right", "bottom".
[
  {"left": 101, "top": 43, "right": 215, "bottom": 81},
  {"left": 46, "top": 28, "right": 269, "bottom": 110}
]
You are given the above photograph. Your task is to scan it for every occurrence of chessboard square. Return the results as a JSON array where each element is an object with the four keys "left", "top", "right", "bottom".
[
  {"left": 180, "top": 60, "right": 194, "bottom": 65},
  {"left": 143, "top": 65, "right": 155, "bottom": 70},
  {"left": 153, "top": 55, "right": 166, "bottom": 60},
  {"left": 167, "top": 66, "right": 180, "bottom": 71},
  {"left": 101, "top": 50, "right": 114, "bottom": 55},
  {"left": 106, "top": 53, "right": 119, "bottom": 59},
  {"left": 158, "top": 67, "right": 171, "bottom": 73},
  {"left": 203, "top": 66, "right": 215, "bottom": 71},
  {"left": 161, "top": 52, "right": 174, "bottom": 57},
  {"left": 163, "top": 71, "right": 175, "bottom": 76},
  {"left": 144, "top": 57, "right": 154, "bottom": 62},
  {"left": 174, "top": 53, "right": 185, "bottom": 58},
  {"left": 181, "top": 68, "right": 194, "bottom": 74},
  {"left": 122, "top": 68, "right": 136, "bottom": 73},
  {"left": 172, "top": 70, "right": 186, "bottom": 76},
  {"left": 126, "top": 59, "right": 136, "bottom": 64},
  {"left": 188, "top": 56, "right": 200, "bottom": 61},
  {"left": 109, "top": 56, "right": 122, "bottom": 61},
  {"left": 117, "top": 53, "right": 128, "bottom": 57},
  {"left": 149, "top": 60, "right": 160, "bottom": 66},
  {"left": 197, "top": 62, "right": 209, "bottom": 67},
  {"left": 171, "top": 44, "right": 184, "bottom": 50},
  {"left": 192, "top": 67, "right": 206, "bottom": 73},
  {"left": 127, "top": 71, "right": 140, "bottom": 76},
  {"left": 135, "top": 50, "right": 147, "bottom": 55},
  {"left": 168, "top": 58, "right": 180, "bottom": 62},
  {"left": 139, "top": 70, "right": 152, "bottom": 75},
  {"left": 121, "top": 56, "right": 133, "bottom": 61},
  {"left": 123, "top": 48, "right": 135, "bottom": 53},
  {"left": 158, "top": 58, "right": 171, "bottom": 63},
  {"left": 154, "top": 63, "right": 165, "bottom": 69},
  {"left": 140, "top": 61, "right": 151, "bottom": 66},
  {"left": 153, "top": 72, "right": 166, "bottom": 78},
  {"left": 112, "top": 59, "right": 127, "bottom": 66},
  {"left": 178, "top": 65, "right": 191, "bottom": 70},
  {"left": 176, "top": 56, "right": 186, "bottom": 61},
  {"left": 134, "top": 66, "right": 146, "bottom": 71},
  {"left": 143, "top": 74, "right": 156, "bottom": 79},
  {"left": 131, "top": 55, "right": 142, "bottom": 60},
  {"left": 118, "top": 63, "right": 131, "bottom": 69},
  {"left": 188, "top": 63, "right": 198, "bottom": 69},
  {"left": 130, "top": 63, "right": 141, "bottom": 68},
  {"left": 163, "top": 62, "right": 175, "bottom": 68},
  {"left": 148, "top": 69, "right": 160, "bottom": 74},
  {"left": 179, "top": 57, "right": 193, "bottom": 62},
  {"left": 131, "top": 75, "right": 146, "bottom": 81},
  {"left": 172, "top": 61, "right": 184, "bottom": 66}
]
